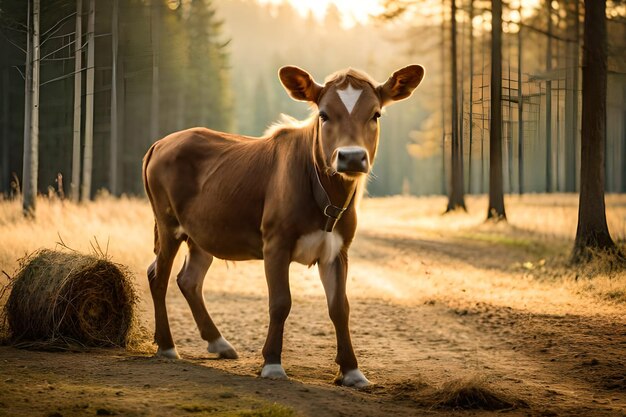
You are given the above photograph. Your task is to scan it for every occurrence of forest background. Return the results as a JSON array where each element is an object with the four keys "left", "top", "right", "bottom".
[{"left": 0, "top": 0, "right": 625, "bottom": 201}]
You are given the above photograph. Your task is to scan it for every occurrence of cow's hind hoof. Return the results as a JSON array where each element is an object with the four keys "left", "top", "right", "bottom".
[
  {"left": 336, "top": 369, "right": 370, "bottom": 388},
  {"left": 156, "top": 347, "right": 181, "bottom": 360},
  {"left": 208, "top": 336, "right": 239, "bottom": 359},
  {"left": 260, "top": 364, "right": 288, "bottom": 379}
]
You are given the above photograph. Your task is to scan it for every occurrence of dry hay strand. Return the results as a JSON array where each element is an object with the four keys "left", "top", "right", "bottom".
[
  {"left": 426, "top": 376, "right": 524, "bottom": 411},
  {"left": 572, "top": 244, "right": 626, "bottom": 277},
  {"left": 1, "top": 249, "right": 139, "bottom": 349},
  {"left": 382, "top": 376, "right": 526, "bottom": 411}
]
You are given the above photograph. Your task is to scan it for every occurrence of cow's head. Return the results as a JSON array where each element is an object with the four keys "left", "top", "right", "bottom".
[{"left": 279, "top": 65, "right": 424, "bottom": 179}]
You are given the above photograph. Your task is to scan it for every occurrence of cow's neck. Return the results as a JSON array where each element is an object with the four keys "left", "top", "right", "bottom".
[{"left": 310, "top": 121, "right": 359, "bottom": 232}]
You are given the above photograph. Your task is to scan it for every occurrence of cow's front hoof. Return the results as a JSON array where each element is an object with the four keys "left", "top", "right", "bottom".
[
  {"left": 260, "top": 364, "right": 288, "bottom": 379},
  {"left": 336, "top": 369, "right": 370, "bottom": 388},
  {"left": 156, "top": 347, "right": 181, "bottom": 359},
  {"left": 208, "top": 336, "right": 239, "bottom": 359}
]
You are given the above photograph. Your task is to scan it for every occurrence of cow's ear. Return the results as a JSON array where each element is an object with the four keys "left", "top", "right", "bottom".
[
  {"left": 378, "top": 65, "right": 424, "bottom": 106},
  {"left": 279, "top": 66, "right": 323, "bottom": 103}
]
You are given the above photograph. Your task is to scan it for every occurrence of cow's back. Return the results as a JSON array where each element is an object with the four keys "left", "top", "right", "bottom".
[{"left": 145, "top": 128, "right": 277, "bottom": 260}]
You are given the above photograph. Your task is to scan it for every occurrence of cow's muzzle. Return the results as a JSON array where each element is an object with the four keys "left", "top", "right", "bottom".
[{"left": 335, "top": 146, "right": 369, "bottom": 175}]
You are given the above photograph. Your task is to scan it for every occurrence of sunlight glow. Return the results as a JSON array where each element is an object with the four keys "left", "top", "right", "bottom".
[
  {"left": 258, "top": 0, "right": 384, "bottom": 28},
  {"left": 257, "top": 0, "right": 559, "bottom": 32}
]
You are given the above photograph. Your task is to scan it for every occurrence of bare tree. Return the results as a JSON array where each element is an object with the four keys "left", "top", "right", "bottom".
[
  {"left": 22, "top": 0, "right": 40, "bottom": 217},
  {"left": 564, "top": 0, "right": 580, "bottom": 192},
  {"left": 1, "top": 70, "right": 8, "bottom": 190},
  {"left": 468, "top": 0, "right": 474, "bottom": 193},
  {"left": 110, "top": 0, "right": 119, "bottom": 195},
  {"left": 571, "top": 0, "right": 621, "bottom": 263},
  {"left": 441, "top": 0, "right": 447, "bottom": 195},
  {"left": 517, "top": 1, "right": 524, "bottom": 195},
  {"left": 21, "top": 0, "right": 32, "bottom": 208},
  {"left": 150, "top": 0, "right": 160, "bottom": 142},
  {"left": 545, "top": 0, "right": 553, "bottom": 192},
  {"left": 80, "top": 0, "right": 94, "bottom": 202},
  {"left": 446, "top": 0, "right": 466, "bottom": 212},
  {"left": 487, "top": 0, "right": 506, "bottom": 220},
  {"left": 71, "top": 0, "right": 82, "bottom": 202}
]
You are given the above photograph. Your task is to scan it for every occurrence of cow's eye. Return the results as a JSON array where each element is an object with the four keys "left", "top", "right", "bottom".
[
  {"left": 372, "top": 112, "right": 381, "bottom": 121},
  {"left": 319, "top": 111, "right": 329, "bottom": 122}
]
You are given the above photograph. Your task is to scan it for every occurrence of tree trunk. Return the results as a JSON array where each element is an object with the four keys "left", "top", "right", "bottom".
[
  {"left": 545, "top": 0, "right": 553, "bottom": 192},
  {"left": 571, "top": 0, "right": 620, "bottom": 263},
  {"left": 22, "top": 0, "right": 39, "bottom": 217},
  {"left": 487, "top": 0, "right": 506, "bottom": 220},
  {"left": 2, "top": 69, "right": 9, "bottom": 191},
  {"left": 507, "top": 41, "right": 513, "bottom": 193},
  {"left": 480, "top": 31, "right": 486, "bottom": 193},
  {"left": 150, "top": 0, "right": 160, "bottom": 142},
  {"left": 446, "top": 0, "right": 466, "bottom": 212},
  {"left": 117, "top": 56, "right": 125, "bottom": 192},
  {"left": 468, "top": 0, "right": 474, "bottom": 194},
  {"left": 21, "top": 0, "right": 32, "bottom": 209},
  {"left": 71, "top": 0, "right": 82, "bottom": 202},
  {"left": 623, "top": 83, "right": 626, "bottom": 193},
  {"left": 517, "top": 3, "right": 524, "bottom": 195},
  {"left": 441, "top": 0, "right": 446, "bottom": 195},
  {"left": 110, "top": 0, "right": 119, "bottom": 195},
  {"left": 81, "top": 0, "right": 95, "bottom": 202},
  {"left": 177, "top": 88, "right": 185, "bottom": 131},
  {"left": 564, "top": 0, "right": 579, "bottom": 192},
  {"left": 459, "top": 5, "right": 465, "bottom": 192}
]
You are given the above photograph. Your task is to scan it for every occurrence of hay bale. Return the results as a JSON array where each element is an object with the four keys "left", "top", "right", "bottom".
[
  {"left": 2, "top": 249, "right": 137, "bottom": 348},
  {"left": 428, "top": 377, "right": 523, "bottom": 411}
]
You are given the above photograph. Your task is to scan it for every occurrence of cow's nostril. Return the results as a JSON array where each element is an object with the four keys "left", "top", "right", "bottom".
[{"left": 335, "top": 147, "right": 369, "bottom": 174}]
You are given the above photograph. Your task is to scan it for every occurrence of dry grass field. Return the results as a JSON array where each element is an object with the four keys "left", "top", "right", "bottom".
[{"left": 0, "top": 193, "right": 625, "bottom": 416}]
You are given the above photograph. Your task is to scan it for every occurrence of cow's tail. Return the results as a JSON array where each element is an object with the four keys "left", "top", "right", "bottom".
[{"left": 142, "top": 143, "right": 160, "bottom": 255}]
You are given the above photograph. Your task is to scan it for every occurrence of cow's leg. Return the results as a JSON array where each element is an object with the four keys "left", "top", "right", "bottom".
[
  {"left": 148, "top": 226, "right": 182, "bottom": 359},
  {"left": 176, "top": 240, "right": 238, "bottom": 359},
  {"left": 260, "top": 244, "right": 291, "bottom": 379},
  {"left": 319, "top": 254, "right": 370, "bottom": 388}
]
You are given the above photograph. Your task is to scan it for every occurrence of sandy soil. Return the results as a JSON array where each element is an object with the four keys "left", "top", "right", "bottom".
[{"left": 1, "top": 195, "right": 625, "bottom": 416}]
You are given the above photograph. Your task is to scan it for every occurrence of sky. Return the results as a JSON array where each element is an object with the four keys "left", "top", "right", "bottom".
[
  {"left": 257, "top": 0, "right": 385, "bottom": 27},
  {"left": 256, "top": 0, "right": 548, "bottom": 31}
]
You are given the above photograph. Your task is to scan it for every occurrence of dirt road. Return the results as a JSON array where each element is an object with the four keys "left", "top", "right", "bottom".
[{"left": 1, "top": 196, "right": 625, "bottom": 416}]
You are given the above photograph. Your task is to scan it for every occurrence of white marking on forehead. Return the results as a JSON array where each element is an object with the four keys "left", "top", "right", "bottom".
[{"left": 337, "top": 83, "right": 362, "bottom": 115}]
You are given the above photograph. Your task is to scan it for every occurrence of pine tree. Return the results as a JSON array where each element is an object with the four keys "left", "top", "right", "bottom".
[
  {"left": 184, "top": 0, "right": 233, "bottom": 132},
  {"left": 571, "top": 0, "right": 622, "bottom": 264}
]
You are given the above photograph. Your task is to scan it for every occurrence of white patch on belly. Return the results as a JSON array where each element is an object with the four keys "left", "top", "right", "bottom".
[
  {"left": 292, "top": 230, "right": 343, "bottom": 266},
  {"left": 337, "top": 84, "right": 362, "bottom": 115},
  {"left": 173, "top": 226, "right": 186, "bottom": 239}
]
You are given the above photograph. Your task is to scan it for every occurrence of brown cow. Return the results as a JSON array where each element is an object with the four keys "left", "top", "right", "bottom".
[{"left": 143, "top": 65, "right": 424, "bottom": 387}]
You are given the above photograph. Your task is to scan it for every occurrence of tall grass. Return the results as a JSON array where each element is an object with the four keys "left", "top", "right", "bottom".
[
  {"left": 0, "top": 195, "right": 155, "bottom": 287},
  {"left": 359, "top": 193, "right": 626, "bottom": 241},
  {"left": 1, "top": 193, "right": 624, "bottom": 314}
]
